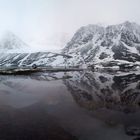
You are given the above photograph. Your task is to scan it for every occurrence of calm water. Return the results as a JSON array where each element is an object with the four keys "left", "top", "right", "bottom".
[{"left": 0, "top": 71, "right": 140, "bottom": 140}]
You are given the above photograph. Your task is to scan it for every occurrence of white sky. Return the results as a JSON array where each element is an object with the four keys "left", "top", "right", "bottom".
[{"left": 0, "top": 0, "right": 140, "bottom": 51}]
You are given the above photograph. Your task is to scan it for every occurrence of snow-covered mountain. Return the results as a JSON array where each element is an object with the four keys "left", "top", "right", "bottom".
[
  {"left": 0, "top": 31, "right": 29, "bottom": 53},
  {"left": 1, "top": 21, "right": 140, "bottom": 68},
  {"left": 0, "top": 32, "right": 66, "bottom": 67},
  {"left": 63, "top": 21, "right": 140, "bottom": 68}
]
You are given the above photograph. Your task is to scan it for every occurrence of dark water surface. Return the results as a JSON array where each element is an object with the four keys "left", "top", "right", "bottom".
[{"left": 0, "top": 71, "right": 140, "bottom": 140}]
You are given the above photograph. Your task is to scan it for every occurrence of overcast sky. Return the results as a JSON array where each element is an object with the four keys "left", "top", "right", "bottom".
[{"left": 0, "top": 0, "right": 140, "bottom": 51}]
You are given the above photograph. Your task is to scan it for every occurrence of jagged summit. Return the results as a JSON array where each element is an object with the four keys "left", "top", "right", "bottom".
[{"left": 121, "top": 21, "right": 139, "bottom": 27}]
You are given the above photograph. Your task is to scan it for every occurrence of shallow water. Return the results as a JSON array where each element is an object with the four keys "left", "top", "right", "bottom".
[{"left": 0, "top": 71, "right": 140, "bottom": 140}]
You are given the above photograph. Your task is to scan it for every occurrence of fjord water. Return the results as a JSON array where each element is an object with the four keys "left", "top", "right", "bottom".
[{"left": 0, "top": 71, "right": 140, "bottom": 140}]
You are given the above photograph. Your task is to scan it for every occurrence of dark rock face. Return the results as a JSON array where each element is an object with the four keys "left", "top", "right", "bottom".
[
  {"left": 99, "top": 76, "right": 108, "bottom": 83},
  {"left": 99, "top": 52, "right": 108, "bottom": 60},
  {"left": 112, "top": 43, "right": 140, "bottom": 62}
]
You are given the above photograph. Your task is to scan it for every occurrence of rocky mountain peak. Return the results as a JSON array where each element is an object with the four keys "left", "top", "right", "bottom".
[{"left": 62, "top": 21, "right": 140, "bottom": 67}]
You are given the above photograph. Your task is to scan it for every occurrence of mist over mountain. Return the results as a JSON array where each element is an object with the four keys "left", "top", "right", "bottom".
[
  {"left": 0, "top": 31, "right": 66, "bottom": 67},
  {"left": 0, "top": 31, "right": 29, "bottom": 53},
  {"left": 1, "top": 21, "right": 140, "bottom": 69}
]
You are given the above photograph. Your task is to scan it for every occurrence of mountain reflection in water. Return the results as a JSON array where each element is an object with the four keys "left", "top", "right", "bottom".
[{"left": 0, "top": 71, "right": 140, "bottom": 140}]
